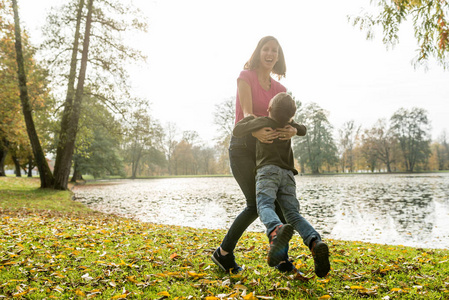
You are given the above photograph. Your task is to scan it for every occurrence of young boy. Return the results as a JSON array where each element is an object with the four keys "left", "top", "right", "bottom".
[{"left": 232, "top": 92, "right": 330, "bottom": 278}]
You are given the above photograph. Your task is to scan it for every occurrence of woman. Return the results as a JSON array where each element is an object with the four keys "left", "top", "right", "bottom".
[{"left": 212, "top": 36, "right": 306, "bottom": 274}]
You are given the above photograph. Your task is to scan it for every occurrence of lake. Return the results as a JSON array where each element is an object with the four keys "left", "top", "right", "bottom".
[{"left": 72, "top": 173, "right": 449, "bottom": 249}]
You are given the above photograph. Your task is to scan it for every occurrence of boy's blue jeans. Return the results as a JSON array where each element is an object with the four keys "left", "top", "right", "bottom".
[
  {"left": 220, "top": 135, "right": 287, "bottom": 253},
  {"left": 256, "top": 165, "right": 321, "bottom": 248}
]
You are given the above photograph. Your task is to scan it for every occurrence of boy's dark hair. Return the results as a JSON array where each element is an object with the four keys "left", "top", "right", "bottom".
[{"left": 270, "top": 92, "right": 296, "bottom": 127}]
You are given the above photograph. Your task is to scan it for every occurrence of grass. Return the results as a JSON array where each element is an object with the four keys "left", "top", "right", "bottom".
[
  {"left": 0, "top": 177, "right": 90, "bottom": 213},
  {"left": 1, "top": 177, "right": 449, "bottom": 299}
]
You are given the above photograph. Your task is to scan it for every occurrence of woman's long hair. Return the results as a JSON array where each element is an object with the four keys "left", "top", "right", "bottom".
[{"left": 244, "top": 36, "right": 286, "bottom": 79}]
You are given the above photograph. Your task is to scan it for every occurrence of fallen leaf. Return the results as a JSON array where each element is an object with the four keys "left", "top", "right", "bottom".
[{"left": 242, "top": 292, "right": 257, "bottom": 300}]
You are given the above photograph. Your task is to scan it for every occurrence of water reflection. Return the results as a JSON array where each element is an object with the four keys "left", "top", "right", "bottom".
[{"left": 73, "top": 173, "right": 449, "bottom": 249}]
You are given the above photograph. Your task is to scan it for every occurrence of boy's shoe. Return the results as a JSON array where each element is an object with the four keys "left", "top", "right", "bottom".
[
  {"left": 275, "top": 259, "right": 295, "bottom": 273},
  {"left": 274, "top": 245, "right": 292, "bottom": 272},
  {"left": 310, "top": 240, "right": 330, "bottom": 277},
  {"left": 211, "top": 248, "right": 243, "bottom": 274},
  {"left": 267, "top": 224, "right": 294, "bottom": 267}
]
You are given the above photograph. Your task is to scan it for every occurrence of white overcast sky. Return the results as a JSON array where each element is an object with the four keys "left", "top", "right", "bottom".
[{"left": 18, "top": 0, "right": 449, "bottom": 144}]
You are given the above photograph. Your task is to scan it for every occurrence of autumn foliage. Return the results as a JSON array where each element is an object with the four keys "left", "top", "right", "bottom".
[{"left": 1, "top": 178, "right": 449, "bottom": 299}]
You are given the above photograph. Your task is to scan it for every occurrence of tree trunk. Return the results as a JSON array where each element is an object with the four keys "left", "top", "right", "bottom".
[
  {"left": 12, "top": 0, "right": 54, "bottom": 188},
  {"left": 131, "top": 150, "right": 142, "bottom": 179},
  {"left": 0, "top": 138, "right": 8, "bottom": 176},
  {"left": 300, "top": 160, "right": 305, "bottom": 174},
  {"left": 53, "top": 0, "right": 94, "bottom": 190},
  {"left": 27, "top": 156, "right": 33, "bottom": 177},
  {"left": 70, "top": 159, "right": 83, "bottom": 182},
  {"left": 12, "top": 155, "right": 21, "bottom": 177},
  {"left": 53, "top": 0, "right": 84, "bottom": 189}
]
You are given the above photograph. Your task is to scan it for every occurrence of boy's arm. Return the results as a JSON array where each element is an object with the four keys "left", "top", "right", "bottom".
[
  {"left": 233, "top": 116, "right": 266, "bottom": 137},
  {"left": 290, "top": 120, "right": 307, "bottom": 136}
]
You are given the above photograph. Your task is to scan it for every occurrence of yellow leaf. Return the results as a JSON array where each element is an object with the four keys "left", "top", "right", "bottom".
[
  {"left": 75, "top": 289, "right": 85, "bottom": 296},
  {"left": 318, "top": 296, "right": 332, "bottom": 300},
  {"left": 391, "top": 288, "right": 402, "bottom": 292},
  {"left": 94, "top": 260, "right": 107, "bottom": 264},
  {"left": 187, "top": 271, "right": 206, "bottom": 279},
  {"left": 157, "top": 291, "right": 171, "bottom": 297},
  {"left": 234, "top": 284, "right": 248, "bottom": 290},
  {"left": 351, "top": 286, "right": 364, "bottom": 290},
  {"left": 333, "top": 259, "right": 346, "bottom": 263},
  {"left": 119, "top": 260, "right": 127, "bottom": 266},
  {"left": 12, "top": 291, "right": 27, "bottom": 297},
  {"left": 242, "top": 292, "right": 257, "bottom": 300},
  {"left": 204, "top": 297, "right": 220, "bottom": 300},
  {"left": 111, "top": 293, "right": 128, "bottom": 299}
]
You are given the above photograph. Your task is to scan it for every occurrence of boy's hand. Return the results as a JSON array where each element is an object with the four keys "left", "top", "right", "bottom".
[
  {"left": 252, "top": 127, "right": 277, "bottom": 143},
  {"left": 277, "top": 125, "right": 297, "bottom": 140}
]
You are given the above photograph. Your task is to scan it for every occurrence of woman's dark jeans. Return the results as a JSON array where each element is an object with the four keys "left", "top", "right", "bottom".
[{"left": 220, "top": 135, "right": 286, "bottom": 253}]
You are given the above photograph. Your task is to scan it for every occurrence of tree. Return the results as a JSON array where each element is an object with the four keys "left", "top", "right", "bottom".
[
  {"left": 293, "top": 102, "right": 338, "bottom": 174},
  {"left": 121, "top": 101, "right": 162, "bottom": 179},
  {"left": 434, "top": 129, "right": 449, "bottom": 170},
  {"left": 162, "top": 122, "right": 179, "bottom": 175},
  {"left": 350, "top": 0, "right": 449, "bottom": 68},
  {"left": 73, "top": 127, "right": 124, "bottom": 179},
  {"left": 359, "top": 128, "right": 379, "bottom": 172},
  {"left": 197, "top": 146, "right": 217, "bottom": 175},
  {"left": 364, "top": 119, "right": 400, "bottom": 173},
  {"left": 41, "top": 0, "right": 148, "bottom": 189},
  {"left": 338, "top": 120, "right": 361, "bottom": 173},
  {"left": 70, "top": 91, "right": 124, "bottom": 181},
  {"left": 53, "top": 0, "right": 94, "bottom": 190},
  {"left": 390, "top": 107, "right": 431, "bottom": 172},
  {"left": 171, "top": 140, "right": 194, "bottom": 175},
  {"left": 214, "top": 96, "right": 235, "bottom": 141},
  {"left": 0, "top": 20, "right": 53, "bottom": 178},
  {"left": 11, "top": 0, "right": 54, "bottom": 187},
  {"left": 138, "top": 146, "right": 166, "bottom": 177},
  {"left": 213, "top": 97, "right": 235, "bottom": 174}
]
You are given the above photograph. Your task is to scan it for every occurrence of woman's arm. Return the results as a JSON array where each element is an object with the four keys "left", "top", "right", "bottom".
[{"left": 237, "top": 79, "right": 253, "bottom": 117}]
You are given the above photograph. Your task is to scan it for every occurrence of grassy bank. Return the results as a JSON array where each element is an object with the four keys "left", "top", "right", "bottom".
[{"left": 1, "top": 177, "right": 448, "bottom": 299}]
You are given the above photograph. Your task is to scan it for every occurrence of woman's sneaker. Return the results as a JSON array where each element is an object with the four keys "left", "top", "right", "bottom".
[
  {"left": 267, "top": 224, "right": 294, "bottom": 267},
  {"left": 310, "top": 240, "right": 330, "bottom": 277},
  {"left": 211, "top": 248, "right": 243, "bottom": 274}
]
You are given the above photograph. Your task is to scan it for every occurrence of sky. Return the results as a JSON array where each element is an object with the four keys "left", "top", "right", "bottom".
[{"left": 18, "top": 0, "right": 449, "bottom": 145}]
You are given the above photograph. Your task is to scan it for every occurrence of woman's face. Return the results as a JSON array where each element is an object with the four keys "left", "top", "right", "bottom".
[{"left": 258, "top": 40, "right": 279, "bottom": 71}]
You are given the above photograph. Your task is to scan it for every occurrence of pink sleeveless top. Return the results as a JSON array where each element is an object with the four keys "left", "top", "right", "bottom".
[{"left": 235, "top": 69, "right": 287, "bottom": 124}]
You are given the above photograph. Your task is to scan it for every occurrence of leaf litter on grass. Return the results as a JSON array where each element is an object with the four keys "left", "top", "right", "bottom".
[{"left": 1, "top": 209, "right": 449, "bottom": 299}]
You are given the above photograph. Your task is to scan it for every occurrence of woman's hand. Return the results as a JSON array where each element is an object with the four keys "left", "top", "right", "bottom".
[
  {"left": 252, "top": 127, "right": 278, "bottom": 144},
  {"left": 276, "top": 125, "right": 297, "bottom": 140}
]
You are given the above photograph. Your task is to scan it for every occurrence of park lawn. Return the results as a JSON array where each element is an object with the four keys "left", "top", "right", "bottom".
[
  {"left": 0, "top": 177, "right": 449, "bottom": 299},
  {"left": 0, "top": 177, "right": 90, "bottom": 213}
]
